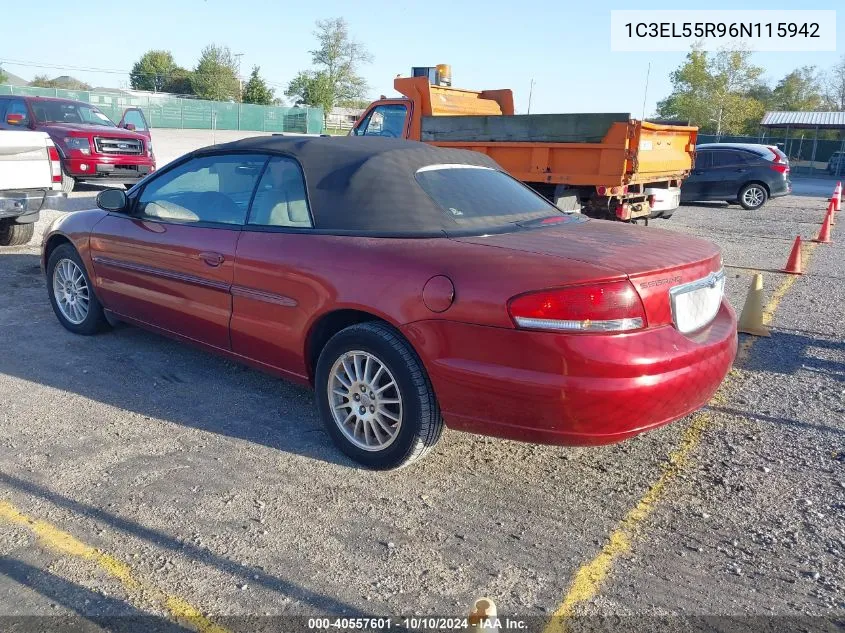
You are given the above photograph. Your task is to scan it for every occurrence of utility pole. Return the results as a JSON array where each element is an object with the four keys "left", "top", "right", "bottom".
[
  {"left": 527, "top": 79, "right": 535, "bottom": 114},
  {"left": 641, "top": 62, "right": 651, "bottom": 120},
  {"left": 234, "top": 53, "right": 244, "bottom": 98}
]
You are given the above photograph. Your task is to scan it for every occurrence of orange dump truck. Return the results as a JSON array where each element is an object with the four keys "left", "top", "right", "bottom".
[{"left": 351, "top": 68, "right": 698, "bottom": 221}]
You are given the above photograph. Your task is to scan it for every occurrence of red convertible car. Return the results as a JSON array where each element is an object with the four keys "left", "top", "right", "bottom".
[{"left": 42, "top": 136, "right": 737, "bottom": 469}]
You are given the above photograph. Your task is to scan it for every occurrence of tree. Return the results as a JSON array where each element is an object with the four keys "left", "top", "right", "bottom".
[
  {"left": 286, "top": 17, "right": 372, "bottom": 115},
  {"left": 0, "top": 65, "right": 7, "bottom": 85},
  {"left": 30, "top": 75, "right": 92, "bottom": 91},
  {"left": 285, "top": 70, "right": 333, "bottom": 112},
  {"left": 772, "top": 66, "right": 826, "bottom": 111},
  {"left": 657, "top": 47, "right": 765, "bottom": 136},
  {"left": 162, "top": 67, "right": 193, "bottom": 95},
  {"left": 191, "top": 44, "right": 241, "bottom": 101},
  {"left": 130, "top": 50, "right": 178, "bottom": 92},
  {"left": 30, "top": 74, "right": 53, "bottom": 88},
  {"left": 825, "top": 55, "right": 845, "bottom": 110},
  {"left": 242, "top": 66, "right": 275, "bottom": 105}
]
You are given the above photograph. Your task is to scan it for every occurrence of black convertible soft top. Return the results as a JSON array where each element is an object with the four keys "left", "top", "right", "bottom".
[{"left": 202, "top": 135, "right": 502, "bottom": 234}]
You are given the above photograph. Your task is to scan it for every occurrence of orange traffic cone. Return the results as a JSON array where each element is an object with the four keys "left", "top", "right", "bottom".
[
  {"left": 815, "top": 211, "right": 833, "bottom": 244},
  {"left": 828, "top": 199, "right": 837, "bottom": 226},
  {"left": 737, "top": 273, "right": 771, "bottom": 337},
  {"left": 782, "top": 236, "right": 803, "bottom": 274},
  {"left": 834, "top": 181, "right": 842, "bottom": 212}
]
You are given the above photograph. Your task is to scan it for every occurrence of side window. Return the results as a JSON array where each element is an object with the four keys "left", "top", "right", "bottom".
[
  {"left": 249, "top": 157, "right": 312, "bottom": 228},
  {"left": 694, "top": 151, "right": 712, "bottom": 169},
  {"left": 355, "top": 104, "right": 407, "bottom": 137},
  {"left": 122, "top": 109, "right": 148, "bottom": 131},
  {"left": 137, "top": 153, "right": 267, "bottom": 225},
  {"left": 711, "top": 151, "right": 741, "bottom": 167},
  {"left": 4, "top": 99, "right": 30, "bottom": 126}
]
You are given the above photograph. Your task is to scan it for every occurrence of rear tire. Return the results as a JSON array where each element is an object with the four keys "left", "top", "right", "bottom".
[
  {"left": 61, "top": 174, "right": 75, "bottom": 194},
  {"left": 47, "top": 243, "right": 109, "bottom": 335},
  {"left": 315, "top": 322, "right": 444, "bottom": 469},
  {"left": 0, "top": 221, "right": 34, "bottom": 247},
  {"left": 738, "top": 183, "right": 768, "bottom": 210}
]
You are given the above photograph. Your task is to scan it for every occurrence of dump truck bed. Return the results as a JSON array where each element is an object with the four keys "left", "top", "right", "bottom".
[{"left": 420, "top": 114, "right": 697, "bottom": 188}]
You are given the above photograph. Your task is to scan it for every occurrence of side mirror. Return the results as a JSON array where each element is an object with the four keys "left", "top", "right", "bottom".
[
  {"left": 96, "top": 188, "right": 129, "bottom": 212},
  {"left": 124, "top": 123, "right": 136, "bottom": 131},
  {"left": 6, "top": 113, "right": 24, "bottom": 126}
]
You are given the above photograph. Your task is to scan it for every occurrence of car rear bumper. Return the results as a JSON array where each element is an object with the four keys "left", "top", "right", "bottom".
[
  {"left": 772, "top": 179, "right": 791, "bottom": 197},
  {"left": 0, "top": 189, "right": 65, "bottom": 221},
  {"left": 64, "top": 155, "right": 155, "bottom": 182},
  {"left": 402, "top": 299, "right": 737, "bottom": 446},
  {"left": 646, "top": 186, "right": 681, "bottom": 216}
]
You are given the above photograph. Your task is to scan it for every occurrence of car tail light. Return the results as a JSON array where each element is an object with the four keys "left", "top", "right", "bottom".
[
  {"left": 770, "top": 163, "right": 789, "bottom": 174},
  {"left": 508, "top": 280, "right": 646, "bottom": 333},
  {"left": 47, "top": 144, "right": 62, "bottom": 183}
]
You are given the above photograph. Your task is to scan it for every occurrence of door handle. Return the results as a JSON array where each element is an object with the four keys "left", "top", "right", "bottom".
[
  {"left": 199, "top": 251, "right": 224, "bottom": 267},
  {"left": 735, "top": 168, "right": 747, "bottom": 173}
]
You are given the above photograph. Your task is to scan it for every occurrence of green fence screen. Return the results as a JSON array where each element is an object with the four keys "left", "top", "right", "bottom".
[{"left": 0, "top": 85, "right": 324, "bottom": 134}]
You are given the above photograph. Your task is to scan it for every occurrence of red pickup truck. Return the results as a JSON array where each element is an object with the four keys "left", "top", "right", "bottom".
[{"left": 0, "top": 95, "right": 155, "bottom": 193}]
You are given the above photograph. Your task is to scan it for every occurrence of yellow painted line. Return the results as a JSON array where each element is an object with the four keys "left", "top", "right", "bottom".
[
  {"left": 0, "top": 499, "right": 229, "bottom": 633},
  {"left": 543, "top": 240, "right": 819, "bottom": 633}
]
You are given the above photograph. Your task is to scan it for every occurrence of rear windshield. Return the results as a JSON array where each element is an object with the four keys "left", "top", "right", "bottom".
[{"left": 415, "top": 166, "right": 562, "bottom": 229}]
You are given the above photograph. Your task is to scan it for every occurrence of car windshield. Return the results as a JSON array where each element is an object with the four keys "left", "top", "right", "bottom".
[
  {"left": 415, "top": 165, "right": 564, "bottom": 229},
  {"left": 34, "top": 101, "right": 116, "bottom": 127}
]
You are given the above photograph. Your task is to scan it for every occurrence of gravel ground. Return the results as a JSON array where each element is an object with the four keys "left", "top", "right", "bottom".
[{"left": 0, "top": 184, "right": 842, "bottom": 633}]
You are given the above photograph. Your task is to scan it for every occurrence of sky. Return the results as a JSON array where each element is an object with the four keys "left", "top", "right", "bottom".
[{"left": 1, "top": 0, "right": 843, "bottom": 116}]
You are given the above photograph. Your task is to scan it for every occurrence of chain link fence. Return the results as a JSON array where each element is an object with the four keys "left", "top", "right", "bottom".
[{"left": 0, "top": 85, "right": 324, "bottom": 134}]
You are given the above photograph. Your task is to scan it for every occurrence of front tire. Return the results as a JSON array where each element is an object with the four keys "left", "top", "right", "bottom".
[
  {"left": 738, "top": 183, "right": 768, "bottom": 210},
  {"left": 315, "top": 322, "right": 444, "bottom": 469},
  {"left": 47, "top": 243, "right": 109, "bottom": 335},
  {"left": 0, "top": 221, "right": 34, "bottom": 246}
]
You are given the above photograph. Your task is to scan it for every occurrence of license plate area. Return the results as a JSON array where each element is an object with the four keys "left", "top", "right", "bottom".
[{"left": 669, "top": 270, "right": 725, "bottom": 334}]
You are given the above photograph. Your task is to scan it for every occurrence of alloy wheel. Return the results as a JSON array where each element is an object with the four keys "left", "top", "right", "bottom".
[
  {"left": 327, "top": 350, "right": 403, "bottom": 451},
  {"left": 742, "top": 186, "right": 765, "bottom": 208},
  {"left": 53, "top": 258, "right": 90, "bottom": 325}
]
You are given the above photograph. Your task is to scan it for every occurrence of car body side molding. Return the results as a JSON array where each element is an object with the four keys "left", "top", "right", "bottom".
[{"left": 91, "top": 255, "right": 231, "bottom": 293}]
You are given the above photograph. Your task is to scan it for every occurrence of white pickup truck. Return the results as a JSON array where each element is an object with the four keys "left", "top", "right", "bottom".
[{"left": 0, "top": 130, "right": 65, "bottom": 246}]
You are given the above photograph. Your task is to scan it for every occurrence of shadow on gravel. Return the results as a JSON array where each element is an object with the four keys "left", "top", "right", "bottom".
[
  {"left": 0, "top": 473, "right": 373, "bottom": 619},
  {"left": 0, "top": 253, "right": 351, "bottom": 468},
  {"left": 707, "top": 406, "right": 844, "bottom": 437},
  {"left": 0, "top": 556, "right": 190, "bottom": 632},
  {"left": 742, "top": 331, "right": 845, "bottom": 382}
]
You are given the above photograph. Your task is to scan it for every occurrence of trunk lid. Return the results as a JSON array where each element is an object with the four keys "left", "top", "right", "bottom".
[{"left": 453, "top": 219, "right": 723, "bottom": 329}]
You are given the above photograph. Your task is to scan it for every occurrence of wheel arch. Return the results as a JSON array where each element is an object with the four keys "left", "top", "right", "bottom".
[
  {"left": 42, "top": 233, "right": 73, "bottom": 271},
  {"left": 739, "top": 180, "right": 770, "bottom": 197},
  {"left": 305, "top": 309, "right": 407, "bottom": 384}
]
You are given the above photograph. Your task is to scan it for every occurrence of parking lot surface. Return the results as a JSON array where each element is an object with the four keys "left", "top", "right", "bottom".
[{"left": 1, "top": 184, "right": 843, "bottom": 632}]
